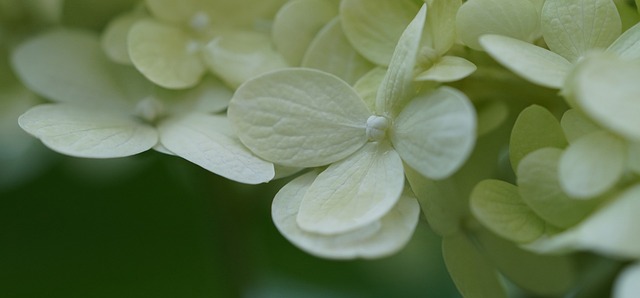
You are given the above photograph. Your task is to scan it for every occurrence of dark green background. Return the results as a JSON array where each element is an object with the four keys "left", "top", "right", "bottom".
[{"left": 0, "top": 151, "right": 458, "bottom": 298}]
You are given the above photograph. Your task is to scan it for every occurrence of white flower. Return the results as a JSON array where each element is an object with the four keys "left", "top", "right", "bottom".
[
  {"left": 228, "top": 5, "right": 476, "bottom": 258},
  {"left": 13, "top": 29, "right": 274, "bottom": 184}
]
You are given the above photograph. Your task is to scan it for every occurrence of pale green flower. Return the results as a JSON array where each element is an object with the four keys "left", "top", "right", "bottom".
[
  {"left": 343, "top": 0, "right": 476, "bottom": 82},
  {"left": 229, "top": 5, "right": 476, "bottom": 257},
  {"left": 479, "top": 0, "right": 640, "bottom": 89},
  {"left": 127, "top": 0, "right": 288, "bottom": 89},
  {"left": 14, "top": 29, "right": 274, "bottom": 184}
]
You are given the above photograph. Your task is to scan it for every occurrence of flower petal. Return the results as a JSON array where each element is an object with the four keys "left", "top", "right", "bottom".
[
  {"left": 228, "top": 68, "right": 370, "bottom": 167},
  {"left": 376, "top": 4, "right": 426, "bottom": 114},
  {"left": 560, "top": 109, "right": 600, "bottom": 143},
  {"left": 442, "top": 233, "right": 508, "bottom": 298},
  {"left": 456, "top": 0, "right": 541, "bottom": 50},
  {"left": 423, "top": 0, "right": 460, "bottom": 55},
  {"left": 414, "top": 55, "right": 476, "bottom": 83},
  {"left": 302, "top": 17, "right": 373, "bottom": 85},
  {"left": 297, "top": 142, "right": 404, "bottom": 234},
  {"left": 480, "top": 35, "right": 572, "bottom": 89},
  {"left": 18, "top": 104, "right": 157, "bottom": 158},
  {"left": 471, "top": 179, "right": 547, "bottom": 243},
  {"left": 203, "top": 31, "right": 288, "bottom": 89},
  {"left": 128, "top": 19, "right": 205, "bottom": 89},
  {"left": 101, "top": 11, "right": 144, "bottom": 65},
  {"left": 559, "top": 130, "right": 626, "bottom": 199},
  {"left": 159, "top": 113, "right": 274, "bottom": 184},
  {"left": 607, "top": 22, "right": 640, "bottom": 60},
  {"left": 614, "top": 263, "right": 640, "bottom": 298},
  {"left": 541, "top": 0, "right": 621, "bottom": 62},
  {"left": 518, "top": 148, "right": 600, "bottom": 228},
  {"left": 509, "top": 105, "right": 567, "bottom": 171},
  {"left": 272, "top": 0, "right": 337, "bottom": 66},
  {"left": 353, "top": 67, "right": 386, "bottom": 112},
  {"left": 391, "top": 87, "right": 476, "bottom": 180},
  {"left": 272, "top": 171, "right": 419, "bottom": 259},
  {"left": 570, "top": 54, "right": 640, "bottom": 141},
  {"left": 12, "top": 29, "right": 136, "bottom": 105},
  {"left": 527, "top": 184, "right": 640, "bottom": 258},
  {"left": 340, "top": 0, "right": 421, "bottom": 66}
]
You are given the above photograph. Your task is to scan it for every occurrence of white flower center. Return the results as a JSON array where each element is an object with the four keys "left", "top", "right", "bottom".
[
  {"left": 189, "top": 11, "right": 210, "bottom": 32},
  {"left": 135, "top": 97, "right": 165, "bottom": 123},
  {"left": 365, "top": 115, "right": 390, "bottom": 142}
]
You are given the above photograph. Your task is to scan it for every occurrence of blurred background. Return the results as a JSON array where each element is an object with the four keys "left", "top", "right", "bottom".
[{"left": 0, "top": 150, "right": 459, "bottom": 298}]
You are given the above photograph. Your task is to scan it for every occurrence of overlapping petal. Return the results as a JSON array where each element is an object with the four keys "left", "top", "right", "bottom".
[
  {"left": 456, "top": 0, "right": 540, "bottom": 50},
  {"left": 12, "top": 29, "right": 135, "bottom": 106},
  {"left": 376, "top": 4, "right": 426, "bottom": 115},
  {"left": 19, "top": 104, "right": 157, "bottom": 158},
  {"left": 128, "top": 19, "right": 206, "bottom": 89},
  {"left": 228, "top": 68, "right": 370, "bottom": 167},
  {"left": 480, "top": 35, "right": 572, "bottom": 89},
  {"left": 391, "top": 87, "right": 476, "bottom": 180},
  {"left": 272, "top": 171, "right": 419, "bottom": 259},
  {"left": 203, "top": 31, "right": 288, "bottom": 89},
  {"left": 340, "top": 0, "right": 420, "bottom": 66},
  {"left": 296, "top": 142, "right": 404, "bottom": 234},
  {"left": 272, "top": 0, "right": 337, "bottom": 66},
  {"left": 559, "top": 130, "right": 625, "bottom": 199},
  {"left": 570, "top": 54, "right": 640, "bottom": 141},
  {"left": 301, "top": 18, "right": 373, "bottom": 85},
  {"left": 158, "top": 113, "right": 274, "bottom": 184},
  {"left": 541, "top": 0, "right": 621, "bottom": 62}
]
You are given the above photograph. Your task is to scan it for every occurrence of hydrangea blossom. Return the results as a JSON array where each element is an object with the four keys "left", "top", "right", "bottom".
[
  {"left": 127, "top": 0, "right": 288, "bottom": 89},
  {"left": 14, "top": 29, "right": 274, "bottom": 184},
  {"left": 228, "top": 5, "right": 476, "bottom": 258},
  {"left": 478, "top": 0, "right": 640, "bottom": 89}
]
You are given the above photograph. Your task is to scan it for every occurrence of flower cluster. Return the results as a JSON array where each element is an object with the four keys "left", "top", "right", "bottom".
[{"left": 2, "top": 0, "right": 640, "bottom": 297}]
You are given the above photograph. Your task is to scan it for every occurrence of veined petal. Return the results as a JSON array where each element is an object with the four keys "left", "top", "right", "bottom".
[
  {"left": 273, "top": 171, "right": 419, "bottom": 259},
  {"left": 414, "top": 55, "right": 476, "bottom": 83},
  {"left": 518, "top": 148, "right": 600, "bottom": 228},
  {"left": 203, "top": 31, "right": 288, "bottom": 89},
  {"left": 542, "top": 0, "right": 621, "bottom": 62},
  {"left": 391, "top": 87, "right": 476, "bottom": 180},
  {"left": 128, "top": 19, "right": 205, "bottom": 89},
  {"left": 471, "top": 179, "right": 547, "bottom": 243},
  {"left": 12, "top": 29, "right": 133, "bottom": 106},
  {"left": 159, "top": 113, "right": 274, "bottom": 184},
  {"left": 614, "top": 263, "right": 640, "bottom": 298},
  {"left": 272, "top": 0, "right": 337, "bottom": 66},
  {"left": 297, "top": 142, "right": 404, "bottom": 234},
  {"left": 559, "top": 130, "right": 626, "bottom": 199},
  {"left": 456, "top": 0, "right": 541, "bottom": 50},
  {"left": 228, "top": 68, "right": 370, "bottom": 167},
  {"left": 607, "top": 22, "right": 640, "bottom": 60},
  {"left": 19, "top": 104, "right": 157, "bottom": 158},
  {"left": 570, "top": 54, "right": 640, "bottom": 141},
  {"left": 376, "top": 4, "right": 426, "bottom": 115},
  {"left": 302, "top": 18, "right": 374, "bottom": 85},
  {"left": 480, "top": 35, "right": 572, "bottom": 89},
  {"left": 340, "top": 0, "right": 421, "bottom": 66},
  {"left": 529, "top": 184, "right": 640, "bottom": 258}
]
